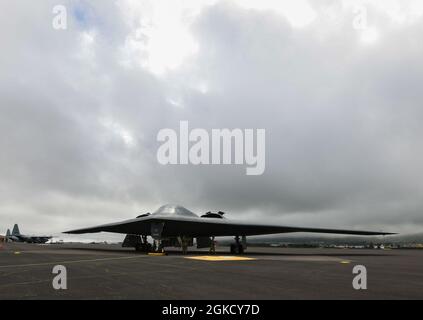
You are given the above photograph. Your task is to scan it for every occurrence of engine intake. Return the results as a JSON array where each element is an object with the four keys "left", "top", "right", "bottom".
[
  {"left": 136, "top": 213, "right": 151, "bottom": 218},
  {"left": 201, "top": 211, "right": 225, "bottom": 219}
]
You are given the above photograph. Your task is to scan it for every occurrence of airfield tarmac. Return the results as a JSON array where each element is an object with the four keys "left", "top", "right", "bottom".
[{"left": 0, "top": 242, "right": 422, "bottom": 299}]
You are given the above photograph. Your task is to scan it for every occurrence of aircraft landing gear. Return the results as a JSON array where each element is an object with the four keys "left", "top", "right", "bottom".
[
  {"left": 135, "top": 235, "right": 152, "bottom": 253},
  {"left": 135, "top": 243, "right": 152, "bottom": 252},
  {"left": 209, "top": 237, "right": 216, "bottom": 254},
  {"left": 177, "top": 236, "right": 190, "bottom": 254},
  {"left": 230, "top": 236, "right": 244, "bottom": 254},
  {"left": 153, "top": 239, "right": 165, "bottom": 253},
  {"left": 181, "top": 238, "right": 188, "bottom": 254}
]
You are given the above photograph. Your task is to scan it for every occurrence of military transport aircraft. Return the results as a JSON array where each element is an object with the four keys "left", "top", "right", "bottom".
[
  {"left": 5, "top": 224, "right": 52, "bottom": 244},
  {"left": 64, "top": 204, "right": 395, "bottom": 254}
]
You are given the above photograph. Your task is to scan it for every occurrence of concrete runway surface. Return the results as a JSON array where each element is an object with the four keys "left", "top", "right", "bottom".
[{"left": 0, "top": 243, "right": 422, "bottom": 299}]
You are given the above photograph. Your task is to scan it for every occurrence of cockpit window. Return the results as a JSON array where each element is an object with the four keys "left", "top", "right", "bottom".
[{"left": 152, "top": 205, "right": 199, "bottom": 217}]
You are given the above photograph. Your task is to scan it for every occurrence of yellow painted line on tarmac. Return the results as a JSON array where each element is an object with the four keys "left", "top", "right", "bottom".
[
  {"left": 185, "top": 256, "right": 256, "bottom": 261},
  {"left": 340, "top": 260, "right": 351, "bottom": 264},
  {"left": 148, "top": 253, "right": 167, "bottom": 256},
  {"left": 0, "top": 255, "right": 148, "bottom": 269},
  {"left": 14, "top": 252, "right": 21, "bottom": 255}
]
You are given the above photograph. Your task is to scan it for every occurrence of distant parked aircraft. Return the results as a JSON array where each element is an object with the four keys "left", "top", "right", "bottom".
[{"left": 5, "top": 224, "right": 52, "bottom": 244}]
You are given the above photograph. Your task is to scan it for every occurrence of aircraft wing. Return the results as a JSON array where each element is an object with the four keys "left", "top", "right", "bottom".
[{"left": 64, "top": 215, "right": 395, "bottom": 237}]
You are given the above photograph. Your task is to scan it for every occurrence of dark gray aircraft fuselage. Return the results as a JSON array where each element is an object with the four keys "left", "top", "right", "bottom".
[{"left": 65, "top": 204, "right": 395, "bottom": 254}]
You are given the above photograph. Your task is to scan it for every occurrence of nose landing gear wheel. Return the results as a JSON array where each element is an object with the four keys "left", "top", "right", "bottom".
[{"left": 135, "top": 243, "right": 152, "bottom": 253}]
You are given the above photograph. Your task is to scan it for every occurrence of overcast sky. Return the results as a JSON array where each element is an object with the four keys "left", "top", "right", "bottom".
[{"left": 1, "top": 0, "right": 423, "bottom": 239}]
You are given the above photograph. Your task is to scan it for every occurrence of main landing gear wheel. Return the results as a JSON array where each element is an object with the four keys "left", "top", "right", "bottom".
[
  {"left": 230, "top": 236, "right": 244, "bottom": 254},
  {"left": 152, "top": 240, "right": 165, "bottom": 253},
  {"left": 135, "top": 243, "right": 152, "bottom": 253},
  {"left": 230, "top": 243, "right": 244, "bottom": 254},
  {"left": 134, "top": 235, "right": 152, "bottom": 253},
  {"left": 209, "top": 236, "right": 216, "bottom": 254}
]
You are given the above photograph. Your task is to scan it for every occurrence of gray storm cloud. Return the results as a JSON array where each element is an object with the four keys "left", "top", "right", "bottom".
[{"left": 0, "top": 0, "right": 422, "bottom": 236}]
